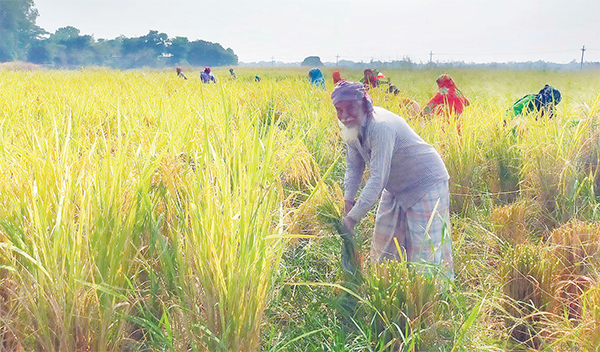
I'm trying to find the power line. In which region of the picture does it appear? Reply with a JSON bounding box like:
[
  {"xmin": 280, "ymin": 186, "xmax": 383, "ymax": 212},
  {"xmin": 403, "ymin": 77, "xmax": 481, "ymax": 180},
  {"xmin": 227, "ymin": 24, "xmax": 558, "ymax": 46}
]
[
  {"xmin": 256, "ymin": 47, "xmax": 599, "ymax": 65},
  {"xmin": 434, "ymin": 49, "xmax": 577, "ymax": 56},
  {"xmin": 334, "ymin": 48, "xmax": 592, "ymax": 61}
]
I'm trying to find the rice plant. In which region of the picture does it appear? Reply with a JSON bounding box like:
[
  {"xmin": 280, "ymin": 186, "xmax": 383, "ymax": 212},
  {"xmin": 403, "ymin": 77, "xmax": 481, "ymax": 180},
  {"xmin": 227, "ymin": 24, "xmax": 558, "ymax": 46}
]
[
  {"xmin": 548, "ymin": 221, "xmax": 600, "ymax": 321},
  {"xmin": 361, "ymin": 259, "xmax": 453, "ymax": 351},
  {"xmin": 499, "ymin": 243, "xmax": 557, "ymax": 349}
]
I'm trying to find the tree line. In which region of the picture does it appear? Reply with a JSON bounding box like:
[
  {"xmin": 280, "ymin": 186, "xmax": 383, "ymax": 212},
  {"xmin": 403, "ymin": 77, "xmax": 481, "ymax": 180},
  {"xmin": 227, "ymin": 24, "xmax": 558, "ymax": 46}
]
[{"xmin": 0, "ymin": 0, "xmax": 238, "ymax": 68}]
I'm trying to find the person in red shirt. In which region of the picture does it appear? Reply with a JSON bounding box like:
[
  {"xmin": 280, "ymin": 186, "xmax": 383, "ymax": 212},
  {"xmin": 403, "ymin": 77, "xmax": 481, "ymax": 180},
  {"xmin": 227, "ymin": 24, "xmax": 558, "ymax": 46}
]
[
  {"xmin": 423, "ymin": 74, "xmax": 469, "ymax": 134},
  {"xmin": 423, "ymin": 74, "xmax": 469, "ymax": 116},
  {"xmin": 362, "ymin": 68, "xmax": 379, "ymax": 89}
]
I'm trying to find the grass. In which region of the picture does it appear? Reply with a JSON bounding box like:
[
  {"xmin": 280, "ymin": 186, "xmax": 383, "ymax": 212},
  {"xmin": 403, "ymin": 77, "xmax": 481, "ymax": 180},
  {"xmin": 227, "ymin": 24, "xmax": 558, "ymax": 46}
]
[{"xmin": 0, "ymin": 67, "xmax": 599, "ymax": 351}]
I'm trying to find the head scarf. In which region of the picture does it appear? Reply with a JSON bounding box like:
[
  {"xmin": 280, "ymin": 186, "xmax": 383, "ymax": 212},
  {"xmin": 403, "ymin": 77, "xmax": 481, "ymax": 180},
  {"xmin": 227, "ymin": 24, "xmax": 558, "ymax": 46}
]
[
  {"xmin": 424, "ymin": 73, "xmax": 469, "ymax": 115},
  {"xmin": 436, "ymin": 74, "xmax": 456, "ymax": 89},
  {"xmin": 363, "ymin": 68, "xmax": 378, "ymax": 88},
  {"xmin": 332, "ymin": 70, "xmax": 345, "ymax": 84},
  {"xmin": 204, "ymin": 67, "xmax": 211, "ymax": 73},
  {"xmin": 309, "ymin": 68, "xmax": 324, "ymax": 82},
  {"xmin": 176, "ymin": 66, "xmax": 182, "ymax": 73},
  {"xmin": 331, "ymin": 81, "xmax": 374, "ymax": 116},
  {"xmin": 534, "ymin": 84, "xmax": 561, "ymax": 118},
  {"xmin": 536, "ymin": 84, "xmax": 562, "ymax": 106}
]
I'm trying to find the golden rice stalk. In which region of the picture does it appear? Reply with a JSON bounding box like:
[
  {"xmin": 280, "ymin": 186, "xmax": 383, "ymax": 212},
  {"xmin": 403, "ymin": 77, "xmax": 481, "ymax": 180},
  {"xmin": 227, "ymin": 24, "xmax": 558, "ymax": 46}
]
[
  {"xmin": 286, "ymin": 182, "xmax": 343, "ymax": 239},
  {"xmin": 500, "ymin": 244, "xmax": 557, "ymax": 349},
  {"xmin": 275, "ymin": 133, "xmax": 317, "ymax": 189},
  {"xmin": 490, "ymin": 201, "xmax": 531, "ymax": 246},
  {"xmin": 579, "ymin": 282, "xmax": 600, "ymax": 350},
  {"xmin": 577, "ymin": 128, "xmax": 600, "ymax": 197},
  {"xmin": 365, "ymin": 259, "xmax": 449, "ymax": 351},
  {"xmin": 548, "ymin": 221, "xmax": 600, "ymax": 321}
]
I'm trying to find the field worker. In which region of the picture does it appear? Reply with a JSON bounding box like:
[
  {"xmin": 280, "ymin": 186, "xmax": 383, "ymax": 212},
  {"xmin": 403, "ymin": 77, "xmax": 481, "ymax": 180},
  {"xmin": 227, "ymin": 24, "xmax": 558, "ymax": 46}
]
[
  {"xmin": 308, "ymin": 68, "xmax": 326, "ymax": 89},
  {"xmin": 176, "ymin": 66, "xmax": 187, "ymax": 80},
  {"xmin": 398, "ymin": 97, "xmax": 422, "ymax": 119},
  {"xmin": 507, "ymin": 84, "xmax": 561, "ymax": 119},
  {"xmin": 362, "ymin": 68, "xmax": 379, "ymax": 89},
  {"xmin": 535, "ymin": 85, "xmax": 561, "ymax": 118},
  {"xmin": 334, "ymin": 81, "xmax": 454, "ymax": 278},
  {"xmin": 229, "ymin": 68, "xmax": 237, "ymax": 79},
  {"xmin": 423, "ymin": 74, "xmax": 469, "ymax": 116},
  {"xmin": 387, "ymin": 84, "xmax": 400, "ymax": 96},
  {"xmin": 332, "ymin": 70, "xmax": 346, "ymax": 85},
  {"xmin": 383, "ymin": 80, "xmax": 422, "ymax": 118},
  {"xmin": 201, "ymin": 67, "xmax": 217, "ymax": 83},
  {"xmin": 254, "ymin": 75, "xmax": 261, "ymax": 82}
]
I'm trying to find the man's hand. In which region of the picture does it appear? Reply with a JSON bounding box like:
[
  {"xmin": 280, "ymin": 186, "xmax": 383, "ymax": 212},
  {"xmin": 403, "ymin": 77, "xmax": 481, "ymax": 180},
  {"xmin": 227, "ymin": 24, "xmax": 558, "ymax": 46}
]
[
  {"xmin": 340, "ymin": 215, "xmax": 361, "ymax": 277},
  {"xmin": 344, "ymin": 200, "xmax": 355, "ymax": 214},
  {"xmin": 341, "ymin": 215, "xmax": 356, "ymax": 236}
]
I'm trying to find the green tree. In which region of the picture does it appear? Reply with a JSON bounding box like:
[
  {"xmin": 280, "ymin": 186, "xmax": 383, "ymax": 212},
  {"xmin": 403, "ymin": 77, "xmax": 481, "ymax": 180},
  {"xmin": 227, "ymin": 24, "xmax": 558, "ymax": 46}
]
[
  {"xmin": 168, "ymin": 36, "xmax": 189, "ymax": 64},
  {"xmin": 0, "ymin": 0, "xmax": 44, "ymax": 61},
  {"xmin": 26, "ymin": 41, "xmax": 49, "ymax": 64},
  {"xmin": 143, "ymin": 30, "xmax": 168, "ymax": 56},
  {"xmin": 50, "ymin": 26, "xmax": 80, "ymax": 43},
  {"xmin": 187, "ymin": 40, "xmax": 238, "ymax": 67},
  {"xmin": 46, "ymin": 26, "xmax": 94, "ymax": 66},
  {"xmin": 93, "ymin": 38, "xmax": 122, "ymax": 66},
  {"xmin": 119, "ymin": 30, "xmax": 169, "ymax": 67}
]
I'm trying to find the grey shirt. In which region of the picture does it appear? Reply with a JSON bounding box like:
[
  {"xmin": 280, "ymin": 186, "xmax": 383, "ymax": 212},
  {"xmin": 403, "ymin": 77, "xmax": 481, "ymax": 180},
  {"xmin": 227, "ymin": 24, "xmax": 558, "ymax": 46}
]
[{"xmin": 345, "ymin": 106, "xmax": 449, "ymax": 221}]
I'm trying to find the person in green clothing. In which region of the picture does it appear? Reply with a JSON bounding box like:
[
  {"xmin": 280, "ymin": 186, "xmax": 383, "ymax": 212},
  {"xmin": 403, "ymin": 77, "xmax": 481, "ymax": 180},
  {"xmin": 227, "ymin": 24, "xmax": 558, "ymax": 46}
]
[
  {"xmin": 507, "ymin": 85, "xmax": 562, "ymax": 119},
  {"xmin": 508, "ymin": 94, "xmax": 537, "ymax": 117}
]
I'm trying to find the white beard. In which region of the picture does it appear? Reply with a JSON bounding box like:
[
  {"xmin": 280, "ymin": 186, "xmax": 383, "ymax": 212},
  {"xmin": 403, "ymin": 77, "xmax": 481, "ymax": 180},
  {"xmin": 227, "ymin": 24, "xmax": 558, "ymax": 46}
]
[{"xmin": 338, "ymin": 120, "xmax": 360, "ymax": 144}]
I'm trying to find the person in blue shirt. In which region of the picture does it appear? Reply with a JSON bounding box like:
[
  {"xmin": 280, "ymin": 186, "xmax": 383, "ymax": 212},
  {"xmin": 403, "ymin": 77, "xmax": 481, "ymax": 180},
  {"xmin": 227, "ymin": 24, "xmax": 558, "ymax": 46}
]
[
  {"xmin": 201, "ymin": 67, "xmax": 217, "ymax": 84},
  {"xmin": 308, "ymin": 68, "xmax": 325, "ymax": 89}
]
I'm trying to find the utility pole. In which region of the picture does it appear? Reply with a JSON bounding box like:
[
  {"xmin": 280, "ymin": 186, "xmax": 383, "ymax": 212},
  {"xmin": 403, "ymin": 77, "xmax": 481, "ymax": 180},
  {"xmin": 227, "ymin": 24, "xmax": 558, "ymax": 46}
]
[
  {"xmin": 581, "ymin": 45, "xmax": 586, "ymax": 70},
  {"xmin": 429, "ymin": 51, "xmax": 433, "ymax": 64},
  {"xmin": 336, "ymin": 54, "xmax": 340, "ymax": 67}
]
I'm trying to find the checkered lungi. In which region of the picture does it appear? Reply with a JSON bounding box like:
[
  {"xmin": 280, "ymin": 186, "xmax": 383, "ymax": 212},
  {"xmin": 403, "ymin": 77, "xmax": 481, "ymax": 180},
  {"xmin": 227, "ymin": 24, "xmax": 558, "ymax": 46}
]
[{"xmin": 371, "ymin": 180, "xmax": 454, "ymax": 277}]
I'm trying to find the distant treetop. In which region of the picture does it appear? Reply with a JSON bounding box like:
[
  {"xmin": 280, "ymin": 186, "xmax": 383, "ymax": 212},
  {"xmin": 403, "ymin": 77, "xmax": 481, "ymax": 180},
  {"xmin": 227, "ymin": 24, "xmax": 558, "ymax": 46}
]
[
  {"xmin": 301, "ymin": 56, "xmax": 324, "ymax": 67},
  {"xmin": 0, "ymin": 0, "xmax": 238, "ymax": 68}
]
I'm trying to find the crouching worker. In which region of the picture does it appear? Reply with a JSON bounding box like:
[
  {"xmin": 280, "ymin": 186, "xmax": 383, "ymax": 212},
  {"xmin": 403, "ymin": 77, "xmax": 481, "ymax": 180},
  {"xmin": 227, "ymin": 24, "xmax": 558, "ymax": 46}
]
[
  {"xmin": 176, "ymin": 66, "xmax": 187, "ymax": 80},
  {"xmin": 333, "ymin": 81, "xmax": 454, "ymax": 278},
  {"xmin": 332, "ymin": 70, "xmax": 345, "ymax": 85},
  {"xmin": 423, "ymin": 74, "xmax": 469, "ymax": 135},
  {"xmin": 308, "ymin": 68, "xmax": 326, "ymax": 89},
  {"xmin": 398, "ymin": 97, "xmax": 422, "ymax": 119},
  {"xmin": 507, "ymin": 84, "xmax": 562, "ymax": 120},
  {"xmin": 423, "ymin": 74, "xmax": 469, "ymax": 116}
]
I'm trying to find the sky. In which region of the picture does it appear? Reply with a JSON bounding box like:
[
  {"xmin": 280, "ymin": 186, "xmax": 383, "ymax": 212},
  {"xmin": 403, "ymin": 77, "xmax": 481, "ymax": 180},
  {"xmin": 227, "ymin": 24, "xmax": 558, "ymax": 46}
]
[{"xmin": 34, "ymin": 0, "xmax": 600, "ymax": 64}]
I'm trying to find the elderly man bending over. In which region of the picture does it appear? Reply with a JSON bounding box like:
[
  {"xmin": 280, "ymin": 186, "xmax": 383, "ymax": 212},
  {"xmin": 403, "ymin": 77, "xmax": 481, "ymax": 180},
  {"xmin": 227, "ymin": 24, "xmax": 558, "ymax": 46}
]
[{"xmin": 333, "ymin": 81, "xmax": 453, "ymax": 278}]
